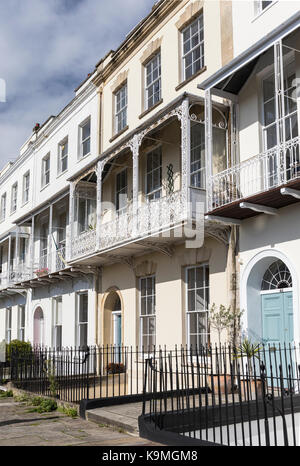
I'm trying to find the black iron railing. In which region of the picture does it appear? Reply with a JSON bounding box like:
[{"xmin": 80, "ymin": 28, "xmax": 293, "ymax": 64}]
[
  {"xmin": 140, "ymin": 344, "xmax": 300, "ymax": 446},
  {"xmin": 10, "ymin": 345, "xmax": 159, "ymax": 404}
]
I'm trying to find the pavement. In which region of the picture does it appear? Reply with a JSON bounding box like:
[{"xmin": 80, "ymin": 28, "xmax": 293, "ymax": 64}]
[
  {"xmin": 86, "ymin": 401, "xmax": 142, "ymax": 434},
  {"xmin": 0, "ymin": 397, "xmax": 161, "ymax": 446}
]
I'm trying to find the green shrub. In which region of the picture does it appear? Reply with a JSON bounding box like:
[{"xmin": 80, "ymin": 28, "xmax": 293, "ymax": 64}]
[
  {"xmin": 31, "ymin": 396, "xmax": 43, "ymax": 406},
  {"xmin": 58, "ymin": 405, "xmax": 77, "ymax": 418},
  {"xmin": 29, "ymin": 398, "xmax": 57, "ymax": 413},
  {"xmin": 0, "ymin": 390, "xmax": 13, "ymax": 398},
  {"xmin": 6, "ymin": 340, "xmax": 32, "ymax": 362}
]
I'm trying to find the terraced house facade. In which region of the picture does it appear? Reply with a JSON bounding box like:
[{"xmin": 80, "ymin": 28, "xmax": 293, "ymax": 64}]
[{"xmin": 1, "ymin": 0, "xmax": 300, "ymax": 352}]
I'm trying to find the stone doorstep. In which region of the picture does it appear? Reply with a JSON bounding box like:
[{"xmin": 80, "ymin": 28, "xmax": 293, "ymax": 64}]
[{"xmin": 86, "ymin": 407, "xmax": 139, "ymax": 434}]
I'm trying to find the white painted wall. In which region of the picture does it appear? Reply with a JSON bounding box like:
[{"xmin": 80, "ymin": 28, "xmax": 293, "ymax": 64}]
[{"xmin": 232, "ymin": 0, "xmax": 300, "ymax": 57}]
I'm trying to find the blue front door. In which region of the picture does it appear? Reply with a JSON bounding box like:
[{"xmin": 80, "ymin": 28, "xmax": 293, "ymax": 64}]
[
  {"xmin": 261, "ymin": 291, "xmax": 293, "ymax": 386},
  {"xmin": 261, "ymin": 292, "xmax": 293, "ymax": 346}
]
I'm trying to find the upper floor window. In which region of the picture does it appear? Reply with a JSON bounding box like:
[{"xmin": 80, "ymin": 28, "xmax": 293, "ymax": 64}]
[
  {"xmin": 41, "ymin": 153, "xmax": 50, "ymax": 188},
  {"xmin": 255, "ymin": 1, "xmax": 273, "ymax": 15},
  {"xmin": 19, "ymin": 237, "xmax": 27, "ymax": 264},
  {"xmin": 146, "ymin": 146, "xmax": 162, "ymax": 201},
  {"xmin": 23, "ymin": 171, "xmax": 30, "ymax": 204},
  {"xmin": 0, "ymin": 193, "xmax": 6, "ymax": 221},
  {"xmin": 11, "ymin": 183, "xmax": 18, "ymax": 214},
  {"xmin": 145, "ymin": 52, "xmax": 161, "ymax": 110},
  {"xmin": 115, "ymin": 83, "xmax": 128, "ymax": 134},
  {"xmin": 58, "ymin": 137, "xmax": 68, "ymax": 174},
  {"xmin": 191, "ymin": 122, "xmax": 205, "ymax": 188},
  {"xmin": 116, "ymin": 169, "xmax": 128, "ymax": 213},
  {"xmin": 182, "ymin": 14, "xmax": 204, "ymax": 81},
  {"xmin": 79, "ymin": 118, "xmax": 91, "ymax": 159},
  {"xmin": 262, "ymin": 60, "xmax": 298, "ymax": 150}
]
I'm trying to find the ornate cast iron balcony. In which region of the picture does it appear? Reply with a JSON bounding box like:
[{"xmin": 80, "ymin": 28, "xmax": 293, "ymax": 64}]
[{"xmin": 207, "ymin": 136, "xmax": 300, "ymax": 220}]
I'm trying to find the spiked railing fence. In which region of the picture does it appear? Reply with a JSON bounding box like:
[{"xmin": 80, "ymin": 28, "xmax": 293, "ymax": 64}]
[
  {"xmin": 140, "ymin": 344, "xmax": 300, "ymax": 446},
  {"xmin": 9, "ymin": 345, "xmax": 159, "ymax": 404}
]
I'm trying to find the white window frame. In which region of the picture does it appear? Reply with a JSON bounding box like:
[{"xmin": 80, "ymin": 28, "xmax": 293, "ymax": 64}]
[
  {"xmin": 58, "ymin": 137, "xmax": 68, "ymax": 175},
  {"xmin": 182, "ymin": 14, "xmax": 204, "ymax": 82},
  {"xmin": 19, "ymin": 237, "xmax": 27, "ymax": 265},
  {"xmin": 115, "ymin": 83, "xmax": 128, "ymax": 134},
  {"xmin": 139, "ymin": 275, "xmax": 156, "ymax": 351},
  {"xmin": 0, "ymin": 193, "xmax": 6, "ymax": 222},
  {"xmin": 76, "ymin": 292, "xmax": 88, "ymax": 348},
  {"xmin": 77, "ymin": 196, "xmax": 96, "ymax": 234},
  {"xmin": 145, "ymin": 52, "xmax": 161, "ymax": 111},
  {"xmin": 5, "ymin": 307, "xmax": 12, "ymax": 343},
  {"xmin": 79, "ymin": 117, "xmax": 91, "ymax": 159},
  {"xmin": 41, "ymin": 153, "xmax": 50, "ymax": 188},
  {"xmin": 254, "ymin": 0, "xmax": 275, "ymax": 17},
  {"xmin": 190, "ymin": 121, "xmax": 206, "ymax": 188},
  {"xmin": 145, "ymin": 146, "xmax": 162, "ymax": 201},
  {"xmin": 115, "ymin": 168, "xmax": 128, "ymax": 213},
  {"xmin": 18, "ymin": 305, "xmax": 25, "ymax": 341},
  {"xmin": 11, "ymin": 183, "xmax": 18, "ymax": 214},
  {"xmin": 52, "ymin": 297, "xmax": 62, "ymax": 349},
  {"xmin": 23, "ymin": 171, "xmax": 30, "ymax": 205},
  {"xmin": 186, "ymin": 264, "xmax": 210, "ymax": 348}
]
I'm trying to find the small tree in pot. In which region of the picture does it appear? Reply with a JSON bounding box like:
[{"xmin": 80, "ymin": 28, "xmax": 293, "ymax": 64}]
[
  {"xmin": 208, "ymin": 304, "xmax": 244, "ymax": 394},
  {"xmin": 234, "ymin": 338, "xmax": 263, "ymax": 400}
]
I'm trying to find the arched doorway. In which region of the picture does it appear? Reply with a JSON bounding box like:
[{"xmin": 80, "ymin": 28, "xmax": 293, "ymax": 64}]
[
  {"xmin": 33, "ymin": 307, "xmax": 44, "ymax": 346},
  {"xmin": 241, "ymin": 251, "xmax": 297, "ymax": 345},
  {"xmin": 261, "ymin": 260, "xmax": 293, "ymax": 346},
  {"xmin": 103, "ymin": 290, "xmax": 123, "ymax": 348}
]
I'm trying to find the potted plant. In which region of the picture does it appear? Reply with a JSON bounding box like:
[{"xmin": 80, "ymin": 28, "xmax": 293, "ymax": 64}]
[
  {"xmin": 208, "ymin": 304, "xmax": 238, "ymax": 394},
  {"xmin": 106, "ymin": 362, "xmax": 125, "ymax": 374},
  {"xmin": 234, "ymin": 338, "xmax": 263, "ymax": 400}
]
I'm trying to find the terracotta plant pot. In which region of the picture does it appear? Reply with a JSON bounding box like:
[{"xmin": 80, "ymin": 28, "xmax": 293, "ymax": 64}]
[
  {"xmin": 209, "ymin": 374, "xmax": 234, "ymax": 394},
  {"xmin": 240, "ymin": 378, "xmax": 263, "ymax": 400}
]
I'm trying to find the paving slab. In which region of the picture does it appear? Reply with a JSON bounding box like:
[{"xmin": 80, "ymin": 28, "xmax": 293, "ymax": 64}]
[
  {"xmin": 86, "ymin": 401, "xmax": 142, "ymax": 433},
  {"xmin": 0, "ymin": 397, "xmax": 160, "ymax": 446}
]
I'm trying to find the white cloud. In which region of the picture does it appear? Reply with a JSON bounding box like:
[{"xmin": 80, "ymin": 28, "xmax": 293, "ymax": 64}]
[{"xmin": 0, "ymin": 0, "xmax": 155, "ymax": 166}]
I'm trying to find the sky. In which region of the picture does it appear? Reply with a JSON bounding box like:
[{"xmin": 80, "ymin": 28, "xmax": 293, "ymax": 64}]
[{"xmin": 0, "ymin": 0, "xmax": 155, "ymax": 169}]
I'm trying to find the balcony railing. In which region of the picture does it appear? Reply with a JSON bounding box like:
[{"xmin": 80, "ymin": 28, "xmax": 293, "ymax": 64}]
[
  {"xmin": 208, "ymin": 136, "xmax": 300, "ymax": 211},
  {"xmin": 71, "ymin": 228, "xmax": 96, "ymax": 260},
  {"xmin": 71, "ymin": 188, "xmax": 205, "ymax": 260}
]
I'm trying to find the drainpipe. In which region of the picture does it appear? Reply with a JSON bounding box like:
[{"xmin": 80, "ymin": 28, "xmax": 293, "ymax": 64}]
[{"xmin": 229, "ymin": 225, "xmax": 240, "ymax": 348}]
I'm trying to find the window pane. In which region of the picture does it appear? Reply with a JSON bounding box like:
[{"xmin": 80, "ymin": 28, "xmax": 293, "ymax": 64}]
[{"xmin": 79, "ymin": 294, "xmax": 88, "ymax": 323}]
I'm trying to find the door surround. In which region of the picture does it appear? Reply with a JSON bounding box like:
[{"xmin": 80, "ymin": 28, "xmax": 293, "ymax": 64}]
[{"xmin": 241, "ymin": 249, "xmax": 299, "ymax": 344}]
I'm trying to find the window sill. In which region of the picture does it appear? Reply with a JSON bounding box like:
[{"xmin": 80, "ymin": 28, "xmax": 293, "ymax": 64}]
[
  {"xmin": 56, "ymin": 169, "xmax": 68, "ymax": 180},
  {"xmin": 139, "ymin": 99, "xmax": 163, "ymax": 120},
  {"xmin": 175, "ymin": 66, "xmax": 207, "ymax": 91},
  {"xmin": 40, "ymin": 183, "xmax": 50, "ymax": 192},
  {"xmin": 109, "ymin": 125, "xmax": 129, "ymax": 143},
  {"xmin": 77, "ymin": 152, "xmax": 91, "ymax": 163},
  {"xmin": 21, "ymin": 201, "xmax": 29, "ymax": 208}
]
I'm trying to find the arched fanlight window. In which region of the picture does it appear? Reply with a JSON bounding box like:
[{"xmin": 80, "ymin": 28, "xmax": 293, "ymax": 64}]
[{"xmin": 261, "ymin": 260, "xmax": 292, "ymax": 290}]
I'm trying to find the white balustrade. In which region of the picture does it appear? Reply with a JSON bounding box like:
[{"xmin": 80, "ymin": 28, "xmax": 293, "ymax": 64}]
[{"xmin": 208, "ymin": 136, "xmax": 300, "ymax": 211}]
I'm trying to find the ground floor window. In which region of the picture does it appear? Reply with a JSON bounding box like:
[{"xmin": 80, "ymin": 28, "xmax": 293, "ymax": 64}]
[
  {"xmin": 140, "ymin": 276, "xmax": 156, "ymax": 351},
  {"xmin": 186, "ymin": 265, "xmax": 209, "ymax": 348},
  {"xmin": 18, "ymin": 305, "xmax": 25, "ymax": 341},
  {"xmin": 52, "ymin": 297, "xmax": 62, "ymax": 349},
  {"xmin": 76, "ymin": 292, "xmax": 88, "ymax": 348},
  {"xmin": 5, "ymin": 307, "xmax": 12, "ymax": 343}
]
